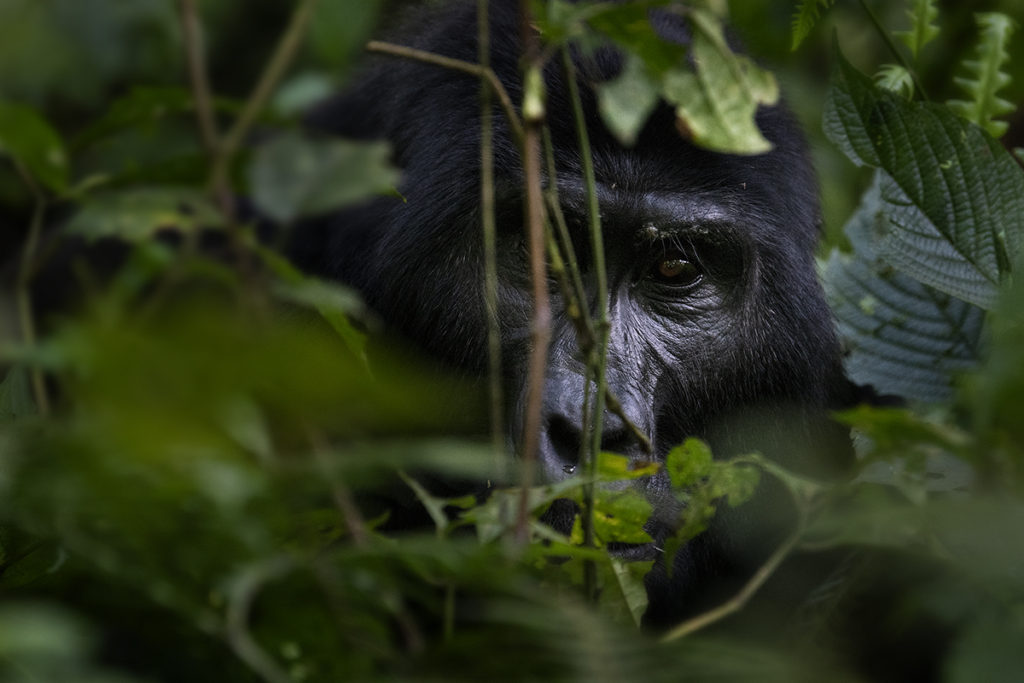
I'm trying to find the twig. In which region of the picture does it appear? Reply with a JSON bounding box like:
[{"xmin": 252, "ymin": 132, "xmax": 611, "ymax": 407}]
[
  {"xmin": 225, "ymin": 556, "xmax": 296, "ymax": 683},
  {"xmin": 209, "ymin": 0, "xmax": 320, "ymax": 219},
  {"xmin": 514, "ymin": 2, "xmax": 552, "ymax": 545},
  {"xmin": 176, "ymin": 0, "xmax": 220, "ymax": 155},
  {"xmin": 562, "ymin": 46, "xmax": 608, "ymax": 600},
  {"xmin": 478, "ymin": 0, "xmax": 506, "ymax": 477},
  {"xmin": 660, "ymin": 509, "xmax": 809, "ymax": 642},
  {"xmin": 13, "ymin": 161, "xmax": 50, "ymax": 416},
  {"xmin": 366, "ymin": 40, "xmax": 525, "ymax": 145},
  {"xmin": 857, "ymin": 0, "xmax": 929, "ymax": 101}
]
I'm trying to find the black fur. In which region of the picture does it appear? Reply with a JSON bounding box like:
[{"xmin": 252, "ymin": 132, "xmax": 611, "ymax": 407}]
[{"xmin": 289, "ymin": 0, "xmax": 853, "ymax": 625}]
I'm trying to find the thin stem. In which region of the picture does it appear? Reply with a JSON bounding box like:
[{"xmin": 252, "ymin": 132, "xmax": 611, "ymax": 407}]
[
  {"xmin": 660, "ymin": 508, "xmax": 809, "ymax": 642},
  {"xmin": 210, "ymin": 0, "xmax": 320, "ymax": 218},
  {"xmin": 514, "ymin": 3, "xmax": 551, "ymax": 545},
  {"xmin": 478, "ymin": 0, "xmax": 506, "ymax": 478},
  {"xmin": 858, "ymin": 0, "xmax": 929, "ymax": 101},
  {"xmin": 225, "ymin": 556, "xmax": 296, "ymax": 683},
  {"xmin": 562, "ymin": 47, "xmax": 608, "ymax": 599},
  {"xmin": 367, "ymin": 41, "xmax": 525, "ymax": 145},
  {"xmin": 176, "ymin": 0, "xmax": 220, "ymax": 155},
  {"xmin": 13, "ymin": 162, "xmax": 50, "ymax": 416}
]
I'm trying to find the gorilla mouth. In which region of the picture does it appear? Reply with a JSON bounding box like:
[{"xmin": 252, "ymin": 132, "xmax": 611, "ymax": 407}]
[{"xmin": 606, "ymin": 540, "xmax": 663, "ymax": 562}]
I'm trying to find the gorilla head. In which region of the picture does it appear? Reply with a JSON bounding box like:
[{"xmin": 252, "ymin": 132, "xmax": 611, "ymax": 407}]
[{"xmin": 290, "ymin": 1, "xmax": 852, "ymax": 622}]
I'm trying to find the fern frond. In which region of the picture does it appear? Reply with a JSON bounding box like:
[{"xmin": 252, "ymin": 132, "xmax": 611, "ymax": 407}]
[
  {"xmin": 875, "ymin": 64, "xmax": 914, "ymax": 99},
  {"xmin": 791, "ymin": 0, "xmax": 835, "ymax": 51},
  {"xmin": 896, "ymin": 0, "xmax": 940, "ymax": 60},
  {"xmin": 947, "ymin": 12, "xmax": 1017, "ymax": 138}
]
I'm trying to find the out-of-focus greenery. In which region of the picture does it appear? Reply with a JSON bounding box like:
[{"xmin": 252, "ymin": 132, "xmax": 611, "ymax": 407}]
[{"xmin": 2, "ymin": 1, "xmax": 1024, "ymax": 682}]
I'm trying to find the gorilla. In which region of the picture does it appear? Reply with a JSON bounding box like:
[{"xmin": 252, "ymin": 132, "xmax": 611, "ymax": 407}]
[{"xmin": 289, "ymin": 0, "xmax": 853, "ymax": 625}]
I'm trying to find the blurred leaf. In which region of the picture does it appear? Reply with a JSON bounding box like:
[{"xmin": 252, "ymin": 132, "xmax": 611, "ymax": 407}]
[
  {"xmin": 665, "ymin": 438, "xmax": 713, "ymax": 489},
  {"xmin": 824, "ymin": 174, "xmax": 986, "ymax": 402},
  {"xmin": 75, "ymin": 86, "xmax": 243, "ymax": 148},
  {"xmin": 0, "ymin": 102, "xmax": 68, "ymax": 193},
  {"xmin": 593, "ymin": 488, "xmax": 653, "ymax": 545},
  {"xmin": 597, "ymin": 53, "xmax": 660, "ymax": 147},
  {"xmin": 791, "ymin": 0, "xmax": 836, "ymax": 50},
  {"xmin": 897, "ymin": 0, "xmax": 941, "ymax": 60},
  {"xmin": 608, "ymin": 557, "xmax": 651, "ymax": 627},
  {"xmin": 875, "ymin": 64, "xmax": 914, "ymax": 99},
  {"xmin": 249, "ymin": 131, "xmax": 399, "ymax": 224},
  {"xmin": 64, "ymin": 187, "xmax": 223, "ymax": 241},
  {"xmin": 824, "ymin": 44, "xmax": 1024, "ymax": 309},
  {"xmin": 308, "ymin": 0, "xmax": 383, "ymax": 71},
  {"xmin": 946, "ymin": 613, "xmax": 1024, "ymax": 683},
  {"xmin": 595, "ymin": 451, "xmax": 659, "ymax": 481},
  {"xmin": 0, "ymin": 365, "xmax": 36, "ymax": 422},
  {"xmin": 947, "ymin": 13, "xmax": 1016, "ymax": 139},
  {"xmin": 663, "ymin": 10, "xmax": 778, "ymax": 154}
]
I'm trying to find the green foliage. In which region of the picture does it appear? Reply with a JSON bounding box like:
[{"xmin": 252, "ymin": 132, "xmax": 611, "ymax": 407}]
[
  {"xmin": 0, "ymin": 102, "xmax": 69, "ymax": 193},
  {"xmin": 897, "ymin": 0, "xmax": 941, "ymax": 60},
  {"xmin": 790, "ymin": 0, "xmax": 835, "ymax": 50},
  {"xmin": 824, "ymin": 44, "xmax": 1024, "ymax": 310},
  {"xmin": 541, "ymin": 1, "xmax": 779, "ymax": 154},
  {"xmin": 2, "ymin": 1, "xmax": 1024, "ymax": 681},
  {"xmin": 948, "ymin": 12, "xmax": 1017, "ymax": 138},
  {"xmin": 248, "ymin": 132, "xmax": 399, "ymax": 224},
  {"xmin": 824, "ymin": 174, "xmax": 986, "ymax": 402}
]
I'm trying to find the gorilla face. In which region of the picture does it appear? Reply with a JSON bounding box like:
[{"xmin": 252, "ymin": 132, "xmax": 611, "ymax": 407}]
[{"xmin": 291, "ymin": 0, "xmax": 852, "ymax": 620}]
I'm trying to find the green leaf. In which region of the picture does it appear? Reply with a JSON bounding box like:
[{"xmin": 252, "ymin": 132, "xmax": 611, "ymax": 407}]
[
  {"xmin": 0, "ymin": 365, "xmax": 36, "ymax": 421},
  {"xmin": 874, "ymin": 64, "xmax": 914, "ymax": 99},
  {"xmin": 947, "ymin": 13, "xmax": 1016, "ymax": 139},
  {"xmin": 0, "ymin": 102, "xmax": 68, "ymax": 193},
  {"xmin": 608, "ymin": 557, "xmax": 652, "ymax": 627},
  {"xmin": 790, "ymin": 0, "xmax": 835, "ymax": 50},
  {"xmin": 665, "ymin": 438, "xmax": 713, "ymax": 490},
  {"xmin": 592, "ymin": 488, "xmax": 653, "ymax": 545},
  {"xmin": 663, "ymin": 10, "xmax": 778, "ymax": 155},
  {"xmin": 823, "ymin": 174, "xmax": 985, "ymax": 402},
  {"xmin": 897, "ymin": 0, "xmax": 941, "ymax": 60},
  {"xmin": 248, "ymin": 132, "xmax": 399, "ymax": 224},
  {"xmin": 596, "ymin": 53, "xmax": 659, "ymax": 147},
  {"xmin": 64, "ymin": 187, "xmax": 222, "ymax": 241},
  {"xmin": 824, "ymin": 43, "xmax": 1024, "ymax": 309}
]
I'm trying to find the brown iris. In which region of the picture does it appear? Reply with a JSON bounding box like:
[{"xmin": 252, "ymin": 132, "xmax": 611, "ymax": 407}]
[{"xmin": 655, "ymin": 258, "xmax": 700, "ymax": 285}]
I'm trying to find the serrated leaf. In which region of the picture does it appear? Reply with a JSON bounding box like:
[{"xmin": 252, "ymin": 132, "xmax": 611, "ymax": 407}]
[
  {"xmin": 791, "ymin": 0, "xmax": 835, "ymax": 51},
  {"xmin": 0, "ymin": 102, "xmax": 68, "ymax": 193},
  {"xmin": 824, "ymin": 175, "xmax": 986, "ymax": 402},
  {"xmin": 824, "ymin": 44, "xmax": 1024, "ymax": 309},
  {"xmin": 897, "ymin": 0, "xmax": 941, "ymax": 60},
  {"xmin": 947, "ymin": 13, "xmax": 1016, "ymax": 139},
  {"xmin": 875, "ymin": 64, "xmax": 914, "ymax": 99},
  {"xmin": 249, "ymin": 132, "xmax": 399, "ymax": 224},
  {"xmin": 663, "ymin": 10, "xmax": 778, "ymax": 155},
  {"xmin": 64, "ymin": 187, "xmax": 222, "ymax": 241}
]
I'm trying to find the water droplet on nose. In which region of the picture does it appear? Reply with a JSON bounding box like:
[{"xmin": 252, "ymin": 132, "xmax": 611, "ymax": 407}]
[{"xmin": 562, "ymin": 464, "xmax": 576, "ymax": 475}]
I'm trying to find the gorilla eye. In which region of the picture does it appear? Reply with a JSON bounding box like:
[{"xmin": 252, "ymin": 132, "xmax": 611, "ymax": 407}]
[{"xmin": 653, "ymin": 258, "xmax": 701, "ymax": 286}]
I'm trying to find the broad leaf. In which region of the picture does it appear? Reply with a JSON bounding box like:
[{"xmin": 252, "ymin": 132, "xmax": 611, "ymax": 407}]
[
  {"xmin": 825, "ymin": 45, "xmax": 1024, "ymax": 309},
  {"xmin": 0, "ymin": 102, "xmax": 68, "ymax": 193},
  {"xmin": 64, "ymin": 187, "xmax": 222, "ymax": 241},
  {"xmin": 663, "ymin": 10, "xmax": 778, "ymax": 155},
  {"xmin": 249, "ymin": 132, "xmax": 399, "ymax": 224},
  {"xmin": 824, "ymin": 175, "xmax": 986, "ymax": 402}
]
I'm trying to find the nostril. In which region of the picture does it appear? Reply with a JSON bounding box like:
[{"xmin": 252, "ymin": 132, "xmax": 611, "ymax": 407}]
[
  {"xmin": 546, "ymin": 415, "xmax": 581, "ymax": 474},
  {"xmin": 600, "ymin": 424, "xmax": 633, "ymax": 455}
]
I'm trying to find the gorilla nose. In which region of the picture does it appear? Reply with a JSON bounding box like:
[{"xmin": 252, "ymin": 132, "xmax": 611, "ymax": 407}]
[{"xmin": 541, "ymin": 409, "xmax": 642, "ymax": 479}]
